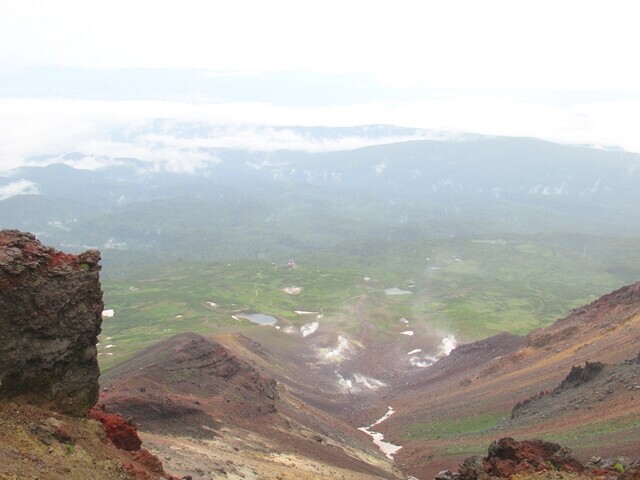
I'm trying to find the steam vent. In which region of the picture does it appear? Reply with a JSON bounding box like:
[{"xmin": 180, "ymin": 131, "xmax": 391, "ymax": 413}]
[{"xmin": 0, "ymin": 230, "xmax": 103, "ymax": 416}]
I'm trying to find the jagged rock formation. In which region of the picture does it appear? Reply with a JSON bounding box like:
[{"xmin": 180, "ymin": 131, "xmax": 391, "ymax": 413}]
[
  {"xmin": 0, "ymin": 229, "xmax": 103, "ymax": 415},
  {"xmin": 556, "ymin": 361, "xmax": 605, "ymax": 391},
  {"xmin": 510, "ymin": 352, "xmax": 640, "ymax": 421}
]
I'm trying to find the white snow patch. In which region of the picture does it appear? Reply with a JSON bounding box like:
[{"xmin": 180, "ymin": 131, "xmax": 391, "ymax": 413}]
[
  {"xmin": 407, "ymin": 349, "xmax": 422, "ymax": 355},
  {"xmin": 175, "ymin": 314, "xmax": 183, "ymax": 318},
  {"xmin": 358, "ymin": 406, "xmax": 402, "ymax": 459},
  {"xmin": 206, "ymin": 301, "xmax": 218, "ymax": 307},
  {"xmin": 363, "ymin": 276, "xmax": 372, "ymax": 282},
  {"xmin": 294, "ymin": 310, "xmax": 319, "ymax": 315},
  {"xmin": 400, "ymin": 331, "xmax": 414, "ymax": 336},
  {"xmin": 399, "ymin": 317, "xmax": 409, "ymax": 324},
  {"xmin": 105, "ymin": 344, "xmax": 115, "ymax": 349},
  {"xmin": 300, "ymin": 321, "xmax": 319, "ymax": 337},
  {"xmin": 101, "ymin": 309, "xmax": 114, "ymax": 318},
  {"xmin": 281, "ymin": 286, "xmax": 302, "ymax": 295}
]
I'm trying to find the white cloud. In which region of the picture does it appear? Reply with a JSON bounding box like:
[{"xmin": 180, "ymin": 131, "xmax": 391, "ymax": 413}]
[
  {"xmin": 2, "ymin": 95, "xmax": 640, "ymax": 174},
  {"xmin": 0, "ymin": 179, "xmax": 39, "ymax": 200}
]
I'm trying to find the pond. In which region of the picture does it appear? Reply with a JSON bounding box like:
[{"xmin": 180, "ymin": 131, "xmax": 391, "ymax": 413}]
[
  {"xmin": 236, "ymin": 313, "xmax": 278, "ymax": 325},
  {"xmin": 385, "ymin": 287, "xmax": 412, "ymax": 295}
]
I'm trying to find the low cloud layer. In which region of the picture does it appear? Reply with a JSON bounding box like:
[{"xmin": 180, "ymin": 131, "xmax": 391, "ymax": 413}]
[
  {"xmin": 0, "ymin": 179, "xmax": 39, "ymax": 200},
  {"xmin": 1, "ymin": 96, "xmax": 640, "ymax": 174}
]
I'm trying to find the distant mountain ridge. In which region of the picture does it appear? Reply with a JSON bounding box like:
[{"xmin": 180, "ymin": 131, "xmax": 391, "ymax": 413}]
[{"xmin": 2, "ymin": 134, "xmax": 640, "ymax": 275}]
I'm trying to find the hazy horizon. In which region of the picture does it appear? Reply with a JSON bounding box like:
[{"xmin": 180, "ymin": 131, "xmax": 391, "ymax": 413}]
[{"xmin": 2, "ymin": 1, "xmax": 640, "ymax": 173}]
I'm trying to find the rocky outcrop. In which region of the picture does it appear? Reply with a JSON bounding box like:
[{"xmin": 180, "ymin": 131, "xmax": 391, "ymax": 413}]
[
  {"xmin": 87, "ymin": 405, "xmax": 179, "ymax": 480},
  {"xmin": 440, "ymin": 438, "xmax": 640, "ymax": 480},
  {"xmin": 88, "ymin": 405, "xmax": 142, "ymax": 451},
  {"xmin": 439, "ymin": 437, "xmax": 585, "ymax": 480},
  {"xmin": 0, "ymin": 230, "xmax": 103, "ymax": 415},
  {"xmin": 556, "ymin": 361, "xmax": 605, "ymax": 391}
]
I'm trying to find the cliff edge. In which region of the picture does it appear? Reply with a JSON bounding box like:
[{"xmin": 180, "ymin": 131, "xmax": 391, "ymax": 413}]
[{"xmin": 0, "ymin": 229, "xmax": 103, "ymax": 415}]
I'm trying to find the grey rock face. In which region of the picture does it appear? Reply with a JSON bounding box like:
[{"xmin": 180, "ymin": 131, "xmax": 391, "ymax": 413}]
[{"xmin": 0, "ymin": 230, "xmax": 103, "ymax": 416}]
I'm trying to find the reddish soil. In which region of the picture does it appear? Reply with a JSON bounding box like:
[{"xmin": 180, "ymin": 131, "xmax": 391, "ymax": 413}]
[{"xmin": 88, "ymin": 405, "xmax": 142, "ymax": 451}]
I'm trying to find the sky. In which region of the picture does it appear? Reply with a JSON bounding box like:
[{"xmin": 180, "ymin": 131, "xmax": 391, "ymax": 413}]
[{"xmin": 1, "ymin": 0, "xmax": 640, "ymax": 173}]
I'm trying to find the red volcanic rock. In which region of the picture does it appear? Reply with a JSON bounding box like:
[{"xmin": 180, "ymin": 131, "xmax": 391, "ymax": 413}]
[
  {"xmin": 125, "ymin": 449, "xmax": 179, "ymax": 480},
  {"xmin": 88, "ymin": 405, "xmax": 142, "ymax": 451},
  {"xmin": 131, "ymin": 448, "xmax": 169, "ymax": 476},
  {"xmin": 455, "ymin": 437, "xmax": 584, "ymax": 480},
  {"xmin": 89, "ymin": 405, "xmax": 178, "ymax": 479},
  {"xmin": 0, "ymin": 230, "xmax": 103, "ymax": 416},
  {"xmin": 485, "ymin": 437, "xmax": 583, "ymax": 476}
]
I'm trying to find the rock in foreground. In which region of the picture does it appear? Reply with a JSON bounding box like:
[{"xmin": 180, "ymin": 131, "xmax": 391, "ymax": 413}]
[
  {"xmin": 0, "ymin": 230, "xmax": 103, "ymax": 415},
  {"xmin": 437, "ymin": 437, "xmax": 640, "ymax": 480}
]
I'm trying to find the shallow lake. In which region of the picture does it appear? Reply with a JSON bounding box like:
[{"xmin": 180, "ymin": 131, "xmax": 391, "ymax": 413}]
[
  {"xmin": 384, "ymin": 287, "xmax": 412, "ymax": 295},
  {"xmin": 237, "ymin": 313, "xmax": 277, "ymax": 325}
]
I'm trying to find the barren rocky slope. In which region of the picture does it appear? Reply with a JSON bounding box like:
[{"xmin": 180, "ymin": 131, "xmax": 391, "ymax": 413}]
[
  {"xmin": 381, "ymin": 282, "xmax": 640, "ymax": 479},
  {"xmin": 100, "ymin": 332, "xmax": 403, "ymax": 479}
]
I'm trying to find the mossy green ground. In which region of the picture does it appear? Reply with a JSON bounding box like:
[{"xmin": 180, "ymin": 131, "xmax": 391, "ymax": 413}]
[
  {"xmin": 402, "ymin": 412, "xmax": 640, "ymax": 458},
  {"xmin": 98, "ymin": 234, "xmax": 640, "ymax": 371}
]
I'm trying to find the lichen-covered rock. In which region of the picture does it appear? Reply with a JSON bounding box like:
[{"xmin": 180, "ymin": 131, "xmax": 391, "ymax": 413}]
[{"xmin": 0, "ymin": 230, "xmax": 103, "ymax": 416}]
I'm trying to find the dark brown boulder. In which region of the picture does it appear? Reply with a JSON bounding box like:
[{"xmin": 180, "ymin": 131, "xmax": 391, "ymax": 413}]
[
  {"xmin": 484, "ymin": 437, "xmax": 583, "ymax": 476},
  {"xmin": 451, "ymin": 437, "xmax": 585, "ymax": 480},
  {"xmin": 0, "ymin": 230, "xmax": 103, "ymax": 415}
]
